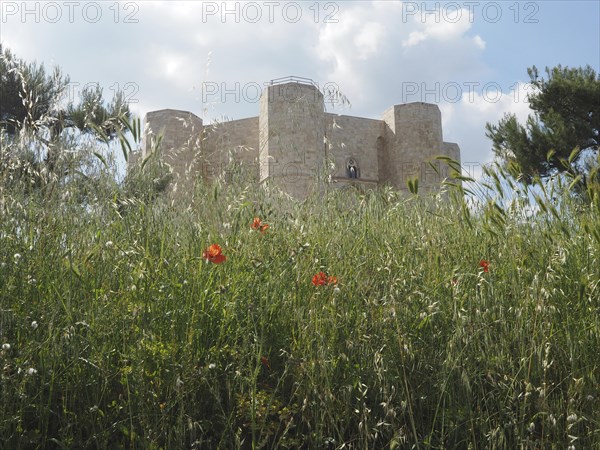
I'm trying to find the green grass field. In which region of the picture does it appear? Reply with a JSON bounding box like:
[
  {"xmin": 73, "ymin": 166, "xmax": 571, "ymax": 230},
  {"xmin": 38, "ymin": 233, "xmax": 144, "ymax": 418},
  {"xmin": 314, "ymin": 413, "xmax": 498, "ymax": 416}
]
[{"xmin": 1, "ymin": 143, "xmax": 599, "ymax": 449}]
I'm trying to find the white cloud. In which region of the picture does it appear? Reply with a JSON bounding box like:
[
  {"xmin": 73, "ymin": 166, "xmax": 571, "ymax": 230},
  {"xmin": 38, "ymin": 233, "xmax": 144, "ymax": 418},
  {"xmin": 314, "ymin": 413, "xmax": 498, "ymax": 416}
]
[
  {"xmin": 402, "ymin": 31, "xmax": 427, "ymax": 47},
  {"xmin": 315, "ymin": 2, "xmax": 487, "ymax": 113},
  {"xmin": 402, "ymin": 6, "xmax": 474, "ymax": 47},
  {"xmin": 440, "ymin": 82, "xmax": 534, "ymax": 178},
  {"xmin": 354, "ymin": 22, "xmax": 386, "ymax": 59},
  {"xmin": 473, "ymin": 35, "xmax": 486, "ymax": 50}
]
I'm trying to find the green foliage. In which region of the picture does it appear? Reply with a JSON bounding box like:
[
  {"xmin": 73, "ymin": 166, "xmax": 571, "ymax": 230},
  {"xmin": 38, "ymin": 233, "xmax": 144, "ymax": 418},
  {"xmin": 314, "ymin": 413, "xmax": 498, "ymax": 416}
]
[
  {"xmin": 0, "ymin": 43, "xmax": 69, "ymax": 135},
  {"xmin": 0, "ymin": 44, "xmax": 131, "ymax": 177},
  {"xmin": 1, "ymin": 142, "xmax": 599, "ymax": 448},
  {"xmin": 486, "ymin": 65, "xmax": 599, "ymax": 189},
  {"xmin": 66, "ymin": 84, "xmax": 131, "ymax": 139}
]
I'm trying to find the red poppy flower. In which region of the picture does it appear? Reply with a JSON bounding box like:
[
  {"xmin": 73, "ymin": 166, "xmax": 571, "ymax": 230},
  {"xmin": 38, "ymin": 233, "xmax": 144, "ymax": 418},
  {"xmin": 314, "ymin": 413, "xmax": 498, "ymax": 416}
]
[
  {"xmin": 251, "ymin": 217, "xmax": 269, "ymax": 233},
  {"xmin": 312, "ymin": 271, "xmax": 338, "ymax": 286},
  {"xmin": 479, "ymin": 260, "xmax": 489, "ymax": 273},
  {"xmin": 203, "ymin": 244, "xmax": 226, "ymax": 264},
  {"xmin": 260, "ymin": 356, "xmax": 270, "ymax": 371},
  {"xmin": 312, "ymin": 271, "xmax": 327, "ymax": 286}
]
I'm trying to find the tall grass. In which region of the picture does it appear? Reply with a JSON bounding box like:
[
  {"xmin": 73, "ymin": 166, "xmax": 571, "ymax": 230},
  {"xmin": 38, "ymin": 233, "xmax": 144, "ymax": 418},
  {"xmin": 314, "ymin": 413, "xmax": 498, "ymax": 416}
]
[{"xmin": 1, "ymin": 126, "xmax": 599, "ymax": 449}]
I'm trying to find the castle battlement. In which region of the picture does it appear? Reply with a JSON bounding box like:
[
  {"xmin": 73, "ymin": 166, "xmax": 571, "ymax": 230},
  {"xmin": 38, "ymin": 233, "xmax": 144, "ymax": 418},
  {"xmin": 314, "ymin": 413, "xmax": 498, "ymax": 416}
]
[{"xmin": 132, "ymin": 77, "xmax": 461, "ymax": 199}]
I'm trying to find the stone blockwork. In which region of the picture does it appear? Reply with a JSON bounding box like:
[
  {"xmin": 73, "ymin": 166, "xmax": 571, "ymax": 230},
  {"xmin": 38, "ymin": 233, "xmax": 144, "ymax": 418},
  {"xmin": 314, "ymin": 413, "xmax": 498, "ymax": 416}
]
[
  {"xmin": 326, "ymin": 113, "xmax": 381, "ymax": 183},
  {"xmin": 131, "ymin": 77, "xmax": 461, "ymax": 199}
]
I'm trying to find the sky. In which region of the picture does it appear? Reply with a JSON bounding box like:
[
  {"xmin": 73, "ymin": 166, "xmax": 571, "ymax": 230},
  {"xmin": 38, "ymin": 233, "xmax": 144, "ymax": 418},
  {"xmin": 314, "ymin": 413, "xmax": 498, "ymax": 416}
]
[{"xmin": 2, "ymin": 0, "xmax": 599, "ymax": 179}]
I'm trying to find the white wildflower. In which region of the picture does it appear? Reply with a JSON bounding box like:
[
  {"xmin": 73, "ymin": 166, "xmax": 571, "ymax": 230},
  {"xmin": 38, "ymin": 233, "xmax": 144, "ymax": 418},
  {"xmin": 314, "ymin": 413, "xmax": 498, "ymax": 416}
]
[
  {"xmin": 31, "ymin": 321, "xmax": 38, "ymax": 330},
  {"xmin": 13, "ymin": 253, "xmax": 21, "ymax": 261},
  {"xmin": 105, "ymin": 241, "xmax": 114, "ymax": 248},
  {"xmin": 2, "ymin": 343, "xmax": 10, "ymax": 350},
  {"xmin": 27, "ymin": 368, "xmax": 37, "ymax": 375},
  {"xmin": 208, "ymin": 363, "xmax": 216, "ymax": 370}
]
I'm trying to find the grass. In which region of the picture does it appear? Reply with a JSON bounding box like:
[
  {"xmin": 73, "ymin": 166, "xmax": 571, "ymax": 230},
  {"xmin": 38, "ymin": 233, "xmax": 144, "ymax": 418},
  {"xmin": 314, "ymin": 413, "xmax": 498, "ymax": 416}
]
[{"xmin": 1, "ymin": 132, "xmax": 599, "ymax": 449}]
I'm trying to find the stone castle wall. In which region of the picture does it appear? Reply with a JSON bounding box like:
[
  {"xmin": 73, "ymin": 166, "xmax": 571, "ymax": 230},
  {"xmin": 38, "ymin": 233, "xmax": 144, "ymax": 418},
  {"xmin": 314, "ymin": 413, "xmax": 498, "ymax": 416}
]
[
  {"xmin": 325, "ymin": 113, "xmax": 382, "ymax": 183},
  {"xmin": 201, "ymin": 116, "xmax": 259, "ymax": 181},
  {"xmin": 133, "ymin": 79, "xmax": 461, "ymax": 199}
]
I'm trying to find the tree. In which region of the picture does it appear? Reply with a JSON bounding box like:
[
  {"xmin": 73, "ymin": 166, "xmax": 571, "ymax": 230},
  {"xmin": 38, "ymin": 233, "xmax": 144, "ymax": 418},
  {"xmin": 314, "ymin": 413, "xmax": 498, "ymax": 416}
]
[
  {"xmin": 0, "ymin": 43, "xmax": 131, "ymax": 171},
  {"xmin": 0, "ymin": 43, "xmax": 69, "ymax": 135},
  {"xmin": 486, "ymin": 65, "xmax": 599, "ymax": 188}
]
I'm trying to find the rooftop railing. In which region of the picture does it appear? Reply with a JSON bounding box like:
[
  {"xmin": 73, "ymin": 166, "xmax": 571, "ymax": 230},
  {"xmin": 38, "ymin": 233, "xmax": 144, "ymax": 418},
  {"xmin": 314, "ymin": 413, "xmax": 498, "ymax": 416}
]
[{"xmin": 269, "ymin": 76, "xmax": 320, "ymax": 89}]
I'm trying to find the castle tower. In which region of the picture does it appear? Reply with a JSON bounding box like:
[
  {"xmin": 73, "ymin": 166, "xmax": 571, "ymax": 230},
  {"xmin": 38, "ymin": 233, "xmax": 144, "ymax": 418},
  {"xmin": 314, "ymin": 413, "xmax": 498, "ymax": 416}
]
[
  {"xmin": 381, "ymin": 102, "xmax": 447, "ymax": 191},
  {"xmin": 142, "ymin": 109, "xmax": 203, "ymax": 160},
  {"xmin": 141, "ymin": 109, "xmax": 204, "ymax": 194},
  {"xmin": 259, "ymin": 78, "xmax": 325, "ymax": 199}
]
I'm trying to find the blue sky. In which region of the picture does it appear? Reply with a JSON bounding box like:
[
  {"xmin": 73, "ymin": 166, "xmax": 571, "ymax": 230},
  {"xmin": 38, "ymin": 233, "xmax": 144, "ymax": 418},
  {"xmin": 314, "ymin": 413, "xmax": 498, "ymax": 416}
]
[{"xmin": 2, "ymin": 1, "xmax": 599, "ymax": 178}]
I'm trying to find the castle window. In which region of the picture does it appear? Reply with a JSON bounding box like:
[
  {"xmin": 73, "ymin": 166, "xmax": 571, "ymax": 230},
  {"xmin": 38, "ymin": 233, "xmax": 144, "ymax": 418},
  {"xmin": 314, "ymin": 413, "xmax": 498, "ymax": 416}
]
[{"xmin": 346, "ymin": 158, "xmax": 360, "ymax": 179}]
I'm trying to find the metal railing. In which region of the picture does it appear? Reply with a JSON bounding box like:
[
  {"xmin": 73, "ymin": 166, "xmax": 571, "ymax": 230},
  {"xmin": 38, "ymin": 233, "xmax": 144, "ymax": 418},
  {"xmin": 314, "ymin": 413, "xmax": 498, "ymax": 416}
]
[{"xmin": 269, "ymin": 76, "xmax": 320, "ymax": 89}]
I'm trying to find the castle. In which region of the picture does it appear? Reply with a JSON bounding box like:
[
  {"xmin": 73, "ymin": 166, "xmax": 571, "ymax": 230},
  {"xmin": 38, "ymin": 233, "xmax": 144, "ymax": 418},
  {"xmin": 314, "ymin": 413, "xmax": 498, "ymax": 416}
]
[{"xmin": 130, "ymin": 76, "xmax": 461, "ymax": 199}]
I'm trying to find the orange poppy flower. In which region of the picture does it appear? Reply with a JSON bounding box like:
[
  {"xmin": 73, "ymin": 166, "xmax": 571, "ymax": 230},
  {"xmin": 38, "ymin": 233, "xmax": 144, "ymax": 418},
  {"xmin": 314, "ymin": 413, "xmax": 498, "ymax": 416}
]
[
  {"xmin": 251, "ymin": 217, "xmax": 269, "ymax": 233},
  {"xmin": 203, "ymin": 244, "xmax": 226, "ymax": 264},
  {"xmin": 479, "ymin": 260, "xmax": 489, "ymax": 273},
  {"xmin": 260, "ymin": 356, "xmax": 271, "ymax": 371},
  {"xmin": 312, "ymin": 271, "xmax": 327, "ymax": 286},
  {"xmin": 312, "ymin": 271, "xmax": 338, "ymax": 286}
]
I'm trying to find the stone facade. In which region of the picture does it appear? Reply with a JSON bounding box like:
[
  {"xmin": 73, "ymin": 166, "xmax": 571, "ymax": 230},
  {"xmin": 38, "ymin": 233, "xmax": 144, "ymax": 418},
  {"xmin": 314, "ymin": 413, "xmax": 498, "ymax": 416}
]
[{"xmin": 131, "ymin": 77, "xmax": 461, "ymax": 199}]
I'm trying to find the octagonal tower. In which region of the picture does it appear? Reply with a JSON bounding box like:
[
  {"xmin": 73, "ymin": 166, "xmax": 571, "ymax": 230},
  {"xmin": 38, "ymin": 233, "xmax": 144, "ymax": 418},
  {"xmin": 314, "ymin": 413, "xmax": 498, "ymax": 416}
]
[{"xmin": 259, "ymin": 77, "xmax": 325, "ymax": 199}]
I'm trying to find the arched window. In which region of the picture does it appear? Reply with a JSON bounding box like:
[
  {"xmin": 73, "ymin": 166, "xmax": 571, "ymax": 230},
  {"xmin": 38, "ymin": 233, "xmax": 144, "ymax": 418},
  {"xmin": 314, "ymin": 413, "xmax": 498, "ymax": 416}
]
[{"xmin": 346, "ymin": 158, "xmax": 360, "ymax": 179}]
